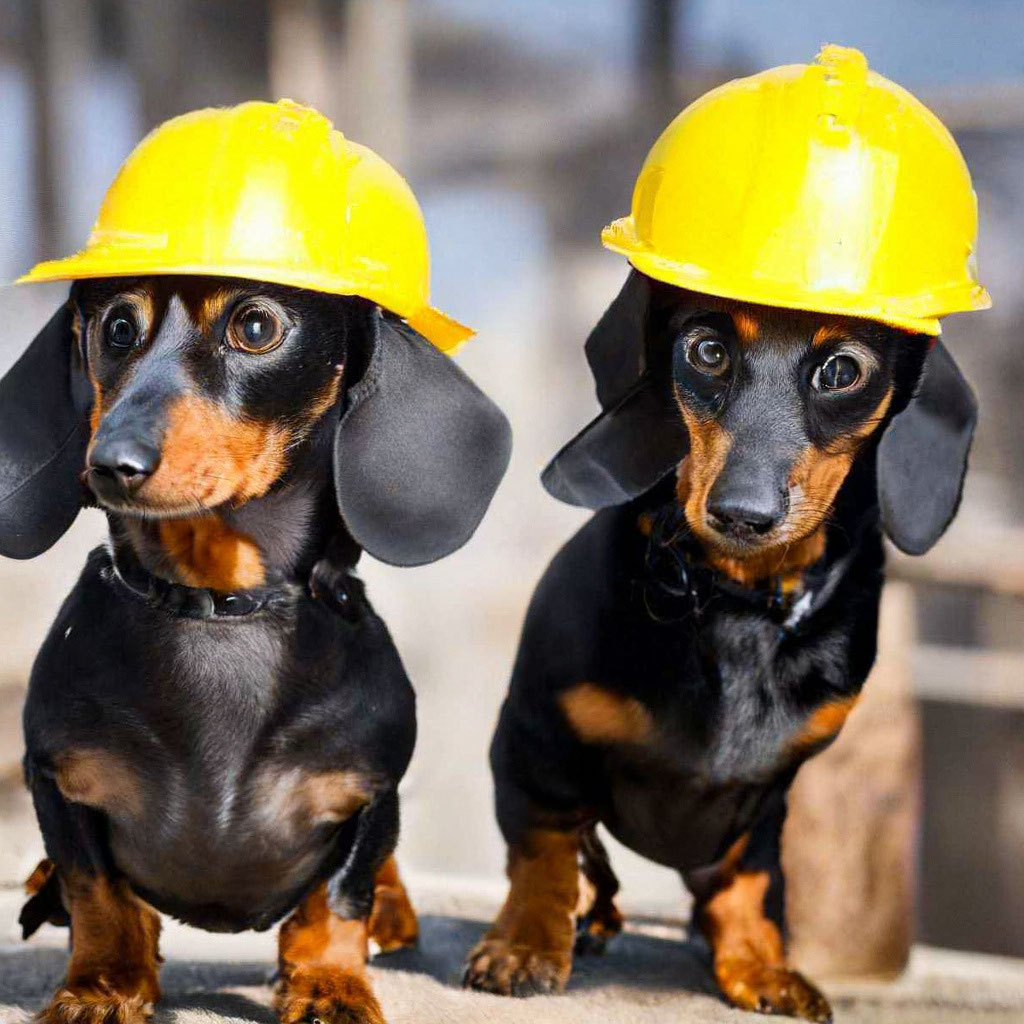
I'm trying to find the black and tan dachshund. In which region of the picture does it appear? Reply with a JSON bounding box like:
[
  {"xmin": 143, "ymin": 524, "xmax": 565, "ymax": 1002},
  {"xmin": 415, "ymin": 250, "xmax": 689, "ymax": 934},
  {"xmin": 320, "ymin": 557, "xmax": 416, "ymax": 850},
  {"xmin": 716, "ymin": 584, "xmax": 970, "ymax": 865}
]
[
  {"xmin": 464, "ymin": 271, "xmax": 976, "ymax": 1021},
  {"xmin": 0, "ymin": 276, "xmax": 511, "ymax": 1024}
]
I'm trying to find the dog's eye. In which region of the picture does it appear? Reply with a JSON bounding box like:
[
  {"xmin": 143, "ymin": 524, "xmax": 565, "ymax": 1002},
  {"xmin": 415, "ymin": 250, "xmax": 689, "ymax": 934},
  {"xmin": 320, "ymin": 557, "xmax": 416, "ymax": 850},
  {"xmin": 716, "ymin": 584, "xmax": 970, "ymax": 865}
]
[
  {"xmin": 228, "ymin": 304, "xmax": 285, "ymax": 354},
  {"xmin": 814, "ymin": 353, "xmax": 862, "ymax": 392},
  {"xmin": 687, "ymin": 336, "xmax": 730, "ymax": 377},
  {"xmin": 105, "ymin": 308, "xmax": 139, "ymax": 351}
]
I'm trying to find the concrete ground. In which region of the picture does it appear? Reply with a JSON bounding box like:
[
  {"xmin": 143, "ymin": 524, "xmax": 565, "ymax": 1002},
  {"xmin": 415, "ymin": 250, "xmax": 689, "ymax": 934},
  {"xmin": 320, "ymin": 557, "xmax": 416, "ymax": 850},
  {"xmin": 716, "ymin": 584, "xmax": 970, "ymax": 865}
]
[{"xmin": 3, "ymin": 886, "xmax": 1024, "ymax": 1024}]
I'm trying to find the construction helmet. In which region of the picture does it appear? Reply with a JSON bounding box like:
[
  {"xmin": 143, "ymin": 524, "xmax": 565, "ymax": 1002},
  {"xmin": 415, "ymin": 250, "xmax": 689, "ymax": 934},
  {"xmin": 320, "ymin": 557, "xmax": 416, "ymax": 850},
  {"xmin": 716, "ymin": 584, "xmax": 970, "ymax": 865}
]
[
  {"xmin": 602, "ymin": 45, "xmax": 990, "ymax": 335},
  {"xmin": 19, "ymin": 99, "xmax": 471, "ymax": 351}
]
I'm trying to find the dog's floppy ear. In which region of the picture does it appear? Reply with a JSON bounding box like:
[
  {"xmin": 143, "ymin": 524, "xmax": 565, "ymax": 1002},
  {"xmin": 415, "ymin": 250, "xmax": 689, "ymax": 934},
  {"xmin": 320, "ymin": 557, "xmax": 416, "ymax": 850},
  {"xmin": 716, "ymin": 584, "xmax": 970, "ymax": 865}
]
[
  {"xmin": 0, "ymin": 304, "xmax": 92, "ymax": 559},
  {"xmin": 877, "ymin": 339, "xmax": 977, "ymax": 556},
  {"xmin": 542, "ymin": 378, "xmax": 687, "ymax": 508},
  {"xmin": 543, "ymin": 271, "xmax": 689, "ymax": 508},
  {"xmin": 586, "ymin": 269, "xmax": 651, "ymax": 406},
  {"xmin": 333, "ymin": 307, "xmax": 511, "ymax": 566}
]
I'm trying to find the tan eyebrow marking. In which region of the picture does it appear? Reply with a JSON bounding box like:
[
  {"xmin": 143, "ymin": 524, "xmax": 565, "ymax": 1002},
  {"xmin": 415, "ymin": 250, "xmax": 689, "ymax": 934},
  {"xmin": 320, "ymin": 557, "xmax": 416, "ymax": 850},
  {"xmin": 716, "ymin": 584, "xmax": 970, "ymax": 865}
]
[
  {"xmin": 197, "ymin": 288, "xmax": 243, "ymax": 335},
  {"xmin": 732, "ymin": 312, "xmax": 759, "ymax": 345},
  {"xmin": 812, "ymin": 325, "xmax": 846, "ymax": 347}
]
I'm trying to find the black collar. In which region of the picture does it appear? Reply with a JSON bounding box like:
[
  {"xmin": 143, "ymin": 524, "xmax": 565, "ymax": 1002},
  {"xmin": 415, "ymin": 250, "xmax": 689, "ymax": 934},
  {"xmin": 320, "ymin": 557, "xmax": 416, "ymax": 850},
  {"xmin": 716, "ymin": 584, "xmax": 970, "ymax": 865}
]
[
  {"xmin": 101, "ymin": 546, "xmax": 300, "ymax": 620},
  {"xmin": 640, "ymin": 502, "xmax": 858, "ymax": 633}
]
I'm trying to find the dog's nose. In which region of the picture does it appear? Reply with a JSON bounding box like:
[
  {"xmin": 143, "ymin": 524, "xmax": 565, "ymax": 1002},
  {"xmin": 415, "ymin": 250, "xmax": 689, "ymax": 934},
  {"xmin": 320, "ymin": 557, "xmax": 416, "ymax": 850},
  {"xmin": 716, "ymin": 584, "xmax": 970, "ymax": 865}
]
[
  {"xmin": 707, "ymin": 487, "xmax": 787, "ymax": 538},
  {"xmin": 89, "ymin": 438, "xmax": 160, "ymax": 492}
]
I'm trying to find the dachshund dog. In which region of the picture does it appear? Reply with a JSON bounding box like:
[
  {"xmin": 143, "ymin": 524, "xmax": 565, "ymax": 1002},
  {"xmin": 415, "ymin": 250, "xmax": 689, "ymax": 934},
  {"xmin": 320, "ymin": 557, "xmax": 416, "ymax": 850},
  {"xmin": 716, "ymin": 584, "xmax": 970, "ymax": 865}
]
[
  {"xmin": 0, "ymin": 276, "xmax": 511, "ymax": 1024},
  {"xmin": 464, "ymin": 272, "xmax": 976, "ymax": 1021}
]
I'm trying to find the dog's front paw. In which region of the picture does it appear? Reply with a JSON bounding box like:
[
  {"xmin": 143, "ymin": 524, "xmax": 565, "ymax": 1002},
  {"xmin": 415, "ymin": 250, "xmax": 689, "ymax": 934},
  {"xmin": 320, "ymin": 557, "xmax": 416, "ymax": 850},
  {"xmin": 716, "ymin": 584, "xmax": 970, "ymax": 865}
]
[
  {"xmin": 463, "ymin": 936, "xmax": 571, "ymax": 997},
  {"xmin": 716, "ymin": 960, "xmax": 832, "ymax": 1022},
  {"xmin": 274, "ymin": 969, "xmax": 384, "ymax": 1024},
  {"xmin": 38, "ymin": 980, "xmax": 155, "ymax": 1024}
]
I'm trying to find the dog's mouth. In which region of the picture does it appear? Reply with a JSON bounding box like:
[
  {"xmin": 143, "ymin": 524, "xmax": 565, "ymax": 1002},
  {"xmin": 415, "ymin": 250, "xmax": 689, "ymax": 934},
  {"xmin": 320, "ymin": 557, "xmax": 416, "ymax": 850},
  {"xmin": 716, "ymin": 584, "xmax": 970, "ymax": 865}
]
[
  {"xmin": 691, "ymin": 516, "xmax": 790, "ymax": 558},
  {"xmin": 686, "ymin": 490, "xmax": 830, "ymax": 562},
  {"xmin": 84, "ymin": 467, "xmax": 220, "ymax": 519}
]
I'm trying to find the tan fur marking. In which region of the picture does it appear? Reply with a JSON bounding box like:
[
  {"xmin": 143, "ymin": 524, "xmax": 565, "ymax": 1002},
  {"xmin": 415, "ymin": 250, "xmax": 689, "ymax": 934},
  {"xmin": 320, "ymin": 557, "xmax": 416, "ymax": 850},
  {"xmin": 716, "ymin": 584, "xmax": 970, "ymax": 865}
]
[
  {"xmin": 293, "ymin": 770, "xmax": 375, "ymax": 826},
  {"xmin": 718, "ymin": 833, "xmax": 751, "ymax": 877},
  {"xmin": 308, "ymin": 369, "xmax": 344, "ymax": 421},
  {"xmin": 812, "ymin": 325, "xmax": 846, "ymax": 348},
  {"xmin": 276, "ymin": 883, "xmax": 383, "ymax": 1024},
  {"xmin": 25, "ymin": 858, "xmax": 56, "ymax": 896},
  {"xmin": 852, "ymin": 386, "xmax": 894, "ymax": 440},
  {"xmin": 135, "ymin": 395, "xmax": 289, "ymax": 511},
  {"xmin": 195, "ymin": 288, "xmax": 240, "ymax": 336},
  {"xmin": 39, "ymin": 869, "xmax": 161, "ymax": 1024},
  {"xmin": 675, "ymin": 415, "xmax": 733, "ymax": 541},
  {"xmin": 704, "ymin": 870, "xmax": 785, "ymax": 1004},
  {"xmin": 55, "ymin": 750, "xmax": 143, "ymax": 816},
  {"xmin": 465, "ymin": 829, "xmax": 580, "ymax": 994},
  {"xmin": 158, "ymin": 516, "xmax": 265, "ymax": 590},
  {"xmin": 705, "ymin": 870, "xmax": 784, "ymax": 967},
  {"xmin": 706, "ymin": 529, "xmax": 827, "ymax": 589},
  {"xmin": 254, "ymin": 768, "xmax": 376, "ymax": 841},
  {"xmin": 732, "ymin": 312, "xmax": 759, "ymax": 345},
  {"xmin": 790, "ymin": 695, "xmax": 860, "ymax": 753},
  {"xmin": 701, "ymin": 867, "xmax": 831, "ymax": 1018},
  {"xmin": 560, "ymin": 683, "xmax": 654, "ymax": 746},
  {"xmin": 88, "ymin": 376, "xmax": 104, "ymax": 439}
]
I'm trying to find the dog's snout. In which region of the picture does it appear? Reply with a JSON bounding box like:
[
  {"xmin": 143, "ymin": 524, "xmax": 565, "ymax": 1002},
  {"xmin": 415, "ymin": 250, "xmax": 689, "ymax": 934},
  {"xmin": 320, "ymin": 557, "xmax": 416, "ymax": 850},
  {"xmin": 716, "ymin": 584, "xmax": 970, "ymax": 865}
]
[
  {"xmin": 89, "ymin": 437, "xmax": 160, "ymax": 494},
  {"xmin": 707, "ymin": 482, "xmax": 788, "ymax": 539}
]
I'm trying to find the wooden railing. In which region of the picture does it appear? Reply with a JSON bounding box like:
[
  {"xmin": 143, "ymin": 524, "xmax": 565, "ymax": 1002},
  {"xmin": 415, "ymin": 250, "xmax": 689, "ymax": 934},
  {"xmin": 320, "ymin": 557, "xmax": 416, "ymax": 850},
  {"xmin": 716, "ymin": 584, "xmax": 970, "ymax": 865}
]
[{"xmin": 786, "ymin": 514, "xmax": 1024, "ymax": 979}]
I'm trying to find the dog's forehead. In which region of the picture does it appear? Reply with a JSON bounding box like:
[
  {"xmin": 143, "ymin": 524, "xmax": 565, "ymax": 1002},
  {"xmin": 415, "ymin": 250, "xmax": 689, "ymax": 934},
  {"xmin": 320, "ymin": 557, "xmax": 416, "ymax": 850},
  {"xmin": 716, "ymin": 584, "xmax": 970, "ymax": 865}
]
[
  {"xmin": 73, "ymin": 275, "xmax": 345, "ymax": 329},
  {"xmin": 76, "ymin": 276, "xmax": 241, "ymax": 323},
  {"xmin": 668, "ymin": 289, "xmax": 885, "ymax": 351}
]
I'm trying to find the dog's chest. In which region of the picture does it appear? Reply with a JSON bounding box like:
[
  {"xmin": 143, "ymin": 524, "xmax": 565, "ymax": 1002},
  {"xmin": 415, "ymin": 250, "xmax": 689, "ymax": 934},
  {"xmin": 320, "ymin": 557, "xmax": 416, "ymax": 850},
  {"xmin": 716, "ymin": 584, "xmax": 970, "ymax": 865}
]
[
  {"xmin": 601, "ymin": 609, "xmax": 852, "ymax": 868},
  {"xmin": 31, "ymin": 599, "xmax": 372, "ymax": 928},
  {"xmin": 693, "ymin": 610, "xmax": 810, "ymax": 777},
  {"xmin": 626, "ymin": 609, "xmax": 826, "ymax": 776}
]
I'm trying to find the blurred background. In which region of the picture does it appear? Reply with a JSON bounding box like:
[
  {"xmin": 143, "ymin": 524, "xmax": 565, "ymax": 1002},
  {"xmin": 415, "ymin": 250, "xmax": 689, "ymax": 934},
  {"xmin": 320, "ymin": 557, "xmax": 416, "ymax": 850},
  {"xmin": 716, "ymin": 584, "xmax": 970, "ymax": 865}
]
[{"xmin": 0, "ymin": 0, "xmax": 1022, "ymax": 962}]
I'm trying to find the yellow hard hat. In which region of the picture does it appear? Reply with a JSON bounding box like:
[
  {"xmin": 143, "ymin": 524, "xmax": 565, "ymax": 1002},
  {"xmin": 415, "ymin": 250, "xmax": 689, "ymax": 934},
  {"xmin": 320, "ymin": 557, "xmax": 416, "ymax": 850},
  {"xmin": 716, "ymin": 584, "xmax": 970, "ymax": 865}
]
[
  {"xmin": 602, "ymin": 45, "xmax": 991, "ymax": 335},
  {"xmin": 19, "ymin": 99, "xmax": 471, "ymax": 351}
]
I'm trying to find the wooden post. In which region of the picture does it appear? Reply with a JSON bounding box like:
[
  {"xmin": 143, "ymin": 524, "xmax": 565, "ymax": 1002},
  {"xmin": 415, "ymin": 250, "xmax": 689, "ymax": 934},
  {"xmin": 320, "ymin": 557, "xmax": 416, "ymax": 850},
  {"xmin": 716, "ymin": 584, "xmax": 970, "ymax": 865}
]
[
  {"xmin": 24, "ymin": 0, "xmax": 99, "ymax": 259},
  {"xmin": 268, "ymin": 0, "xmax": 409, "ymax": 169},
  {"xmin": 784, "ymin": 580, "xmax": 921, "ymax": 979},
  {"xmin": 636, "ymin": 0, "xmax": 681, "ymax": 127},
  {"xmin": 120, "ymin": 0, "xmax": 188, "ymax": 128}
]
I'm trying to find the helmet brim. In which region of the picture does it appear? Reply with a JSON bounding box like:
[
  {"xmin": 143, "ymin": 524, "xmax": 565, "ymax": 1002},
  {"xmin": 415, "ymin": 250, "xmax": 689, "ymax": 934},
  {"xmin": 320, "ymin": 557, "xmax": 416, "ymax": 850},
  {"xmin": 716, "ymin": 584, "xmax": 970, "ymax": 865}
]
[
  {"xmin": 602, "ymin": 225, "xmax": 992, "ymax": 338},
  {"xmin": 17, "ymin": 257, "xmax": 473, "ymax": 353}
]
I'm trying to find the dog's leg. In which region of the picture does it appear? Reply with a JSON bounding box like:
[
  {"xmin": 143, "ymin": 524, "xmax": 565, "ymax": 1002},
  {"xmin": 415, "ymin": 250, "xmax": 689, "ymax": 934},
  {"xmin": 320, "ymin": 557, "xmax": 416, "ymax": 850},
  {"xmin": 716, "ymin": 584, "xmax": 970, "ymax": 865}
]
[
  {"xmin": 276, "ymin": 792, "xmax": 399, "ymax": 1024},
  {"xmin": 688, "ymin": 791, "xmax": 832, "ymax": 1023},
  {"xmin": 574, "ymin": 824, "xmax": 623, "ymax": 954},
  {"xmin": 367, "ymin": 856, "xmax": 419, "ymax": 954},
  {"xmin": 28, "ymin": 769, "xmax": 161, "ymax": 1024},
  {"xmin": 275, "ymin": 883, "xmax": 383, "ymax": 1024},
  {"xmin": 464, "ymin": 827, "xmax": 580, "ymax": 996},
  {"xmin": 45, "ymin": 871, "xmax": 162, "ymax": 1024}
]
